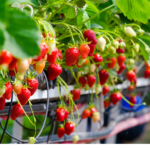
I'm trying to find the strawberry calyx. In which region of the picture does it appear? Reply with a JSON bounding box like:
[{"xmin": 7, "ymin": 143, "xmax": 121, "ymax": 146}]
[
  {"xmin": 104, "ymin": 97, "xmax": 111, "ymax": 103},
  {"xmin": 25, "ymin": 69, "xmax": 37, "ymax": 80},
  {"xmin": 12, "ymin": 79, "xmax": 22, "ymax": 86}
]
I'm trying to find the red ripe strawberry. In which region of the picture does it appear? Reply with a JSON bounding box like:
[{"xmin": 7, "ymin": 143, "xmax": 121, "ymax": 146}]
[
  {"xmin": 34, "ymin": 43, "xmax": 48, "ymax": 61},
  {"xmin": 88, "ymin": 44, "xmax": 95, "ymax": 56},
  {"xmin": 17, "ymin": 88, "xmax": 31, "ymax": 105},
  {"xmin": 87, "ymin": 74, "xmax": 96, "ymax": 88},
  {"xmin": 104, "ymin": 98, "xmax": 111, "ymax": 109},
  {"xmin": 64, "ymin": 109, "xmax": 69, "ymax": 120},
  {"xmin": 48, "ymin": 64, "xmax": 62, "ymax": 80},
  {"xmin": 0, "ymin": 51, "xmax": 13, "ymax": 65},
  {"xmin": 110, "ymin": 91, "xmax": 122, "ymax": 105},
  {"xmin": 9, "ymin": 65, "xmax": 18, "ymax": 77},
  {"xmin": 128, "ymin": 85, "xmax": 134, "ymax": 91},
  {"xmin": 88, "ymin": 53, "xmax": 93, "ymax": 57},
  {"xmin": 65, "ymin": 47, "xmax": 80, "ymax": 67},
  {"xmin": 99, "ymin": 70, "xmax": 109, "ymax": 85},
  {"xmin": 145, "ymin": 62, "xmax": 150, "ymax": 70},
  {"xmin": 117, "ymin": 63, "xmax": 126, "ymax": 74},
  {"xmin": 47, "ymin": 47, "xmax": 58, "ymax": 64},
  {"xmin": 129, "ymin": 96, "xmax": 137, "ymax": 108},
  {"xmin": 79, "ymin": 44, "xmax": 90, "ymax": 59},
  {"xmin": 65, "ymin": 122, "xmax": 75, "ymax": 135},
  {"xmin": 126, "ymin": 70, "xmax": 135, "ymax": 82},
  {"xmin": 89, "ymin": 106, "xmax": 97, "ymax": 118},
  {"xmin": 82, "ymin": 109, "xmax": 91, "ymax": 119},
  {"xmin": 71, "ymin": 89, "xmax": 81, "ymax": 100},
  {"xmin": 56, "ymin": 107, "xmax": 66, "ymax": 122},
  {"xmin": 27, "ymin": 78, "xmax": 39, "ymax": 96},
  {"xmin": 144, "ymin": 69, "xmax": 150, "ymax": 78},
  {"xmin": 0, "ymin": 96, "xmax": 6, "ymax": 110},
  {"xmin": 3, "ymin": 83, "xmax": 13, "ymax": 100},
  {"xmin": 93, "ymin": 54, "xmax": 103, "ymax": 67},
  {"xmin": 102, "ymin": 85, "xmax": 109, "ymax": 96},
  {"xmin": 8, "ymin": 57, "xmax": 18, "ymax": 70},
  {"xmin": 117, "ymin": 55, "xmax": 126, "ymax": 67},
  {"xmin": 107, "ymin": 57, "xmax": 116, "ymax": 69},
  {"xmin": 58, "ymin": 50, "xmax": 63, "ymax": 60},
  {"xmin": 78, "ymin": 76, "xmax": 86, "ymax": 88},
  {"xmin": 83, "ymin": 30, "xmax": 97, "ymax": 45},
  {"xmin": 57, "ymin": 126, "xmax": 65, "ymax": 138},
  {"xmin": 116, "ymin": 39, "xmax": 125, "ymax": 54},
  {"xmin": 11, "ymin": 104, "xmax": 23, "ymax": 120}
]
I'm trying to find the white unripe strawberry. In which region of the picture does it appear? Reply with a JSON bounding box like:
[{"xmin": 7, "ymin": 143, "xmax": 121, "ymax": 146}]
[
  {"xmin": 95, "ymin": 84, "xmax": 102, "ymax": 94},
  {"xmin": 96, "ymin": 37, "xmax": 106, "ymax": 52},
  {"xmin": 78, "ymin": 56, "xmax": 86, "ymax": 66},
  {"xmin": 47, "ymin": 38, "xmax": 56, "ymax": 54},
  {"xmin": 137, "ymin": 29, "xmax": 144, "ymax": 36},
  {"xmin": 28, "ymin": 137, "xmax": 36, "ymax": 144},
  {"xmin": 73, "ymin": 135, "xmax": 79, "ymax": 143},
  {"xmin": 132, "ymin": 43, "xmax": 139, "ymax": 52},
  {"xmin": 124, "ymin": 27, "xmax": 136, "ymax": 37},
  {"xmin": 112, "ymin": 40, "xmax": 119, "ymax": 49}
]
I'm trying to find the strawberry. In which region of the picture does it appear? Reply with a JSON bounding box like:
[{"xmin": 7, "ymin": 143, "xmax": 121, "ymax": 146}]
[
  {"xmin": 9, "ymin": 65, "xmax": 18, "ymax": 77},
  {"xmin": 0, "ymin": 50, "xmax": 13, "ymax": 65},
  {"xmin": 117, "ymin": 63, "xmax": 126, "ymax": 74},
  {"xmin": 83, "ymin": 30, "xmax": 97, "ymax": 45},
  {"xmin": 17, "ymin": 88, "xmax": 31, "ymax": 105},
  {"xmin": 0, "ymin": 96, "xmax": 6, "ymax": 111},
  {"xmin": 65, "ymin": 122, "xmax": 75, "ymax": 135},
  {"xmin": 96, "ymin": 37, "xmax": 106, "ymax": 52},
  {"xmin": 8, "ymin": 57, "xmax": 18, "ymax": 70},
  {"xmin": 58, "ymin": 50, "xmax": 63, "ymax": 60},
  {"xmin": 33, "ymin": 61, "xmax": 45, "ymax": 74},
  {"xmin": 79, "ymin": 44, "xmax": 90, "ymax": 59},
  {"xmin": 28, "ymin": 137, "xmax": 36, "ymax": 144},
  {"xmin": 3, "ymin": 83, "xmax": 13, "ymax": 100},
  {"xmin": 124, "ymin": 27, "xmax": 136, "ymax": 37},
  {"xmin": 107, "ymin": 57, "xmax": 116, "ymax": 69},
  {"xmin": 64, "ymin": 108, "xmax": 70, "ymax": 120},
  {"xmin": 48, "ymin": 64, "xmax": 62, "ymax": 80},
  {"xmin": 95, "ymin": 84, "xmax": 102, "ymax": 94},
  {"xmin": 93, "ymin": 53, "xmax": 103, "ymax": 67},
  {"xmin": 87, "ymin": 74, "xmax": 96, "ymax": 88},
  {"xmin": 116, "ymin": 39, "xmax": 125, "ymax": 54},
  {"xmin": 65, "ymin": 47, "xmax": 80, "ymax": 67},
  {"xmin": 92, "ymin": 112, "xmax": 100, "ymax": 123},
  {"xmin": 47, "ymin": 47, "xmax": 58, "ymax": 64},
  {"xmin": 129, "ymin": 96, "xmax": 137, "ymax": 108},
  {"xmin": 117, "ymin": 55, "xmax": 126, "ymax": 67},
  {"xmin": 11, "ymin": 104, "xmax": 24, "ymax": 120},
  {"xmin": 127, "ymin": 85, "xmax": 134, "ymax": 91},
  {"xmin": 56, "ymin": 107, "xmax": 65, "ymax": 122},
  {"xmin": 104, "ymin": 97, "xmax": 111, "ymax": 108},
  {"xmin": 89, "ymin": 106, "xmax": 97, "ymax": 118},
  {"xmin": 34, "ymin": 42, "xmax": 49, "ymax": 61},
  {"xmin": 126, "ymin": 70, "xmax": 135, "ymax": 82},
  {"xmin": 13, "ymin": 80, "xmax": 23, "ymax": 94},
  {"xmin": 27, "ymin": 78, "xmax": 39, "ymax": 96},
  {"xmin": 144, "ymin": 69, "xmax": 150, "ymax": 78},
  {"xmin": 78, "ymin": 76, "xmax": 87, "ymax": 88},
  {"xmin": 88, "ymin": 44, "xmax": 95, "ymax": 56},
  {"xmin": 99, "ymin": 69, "xmax": 109, "ymax": 85},
  {"xmin": 102, "ymin": 85, "xmax": 109, "ymax": 96},
  {"xmin": 73, "ymin": 135, "xmax": 79, "ymax": 143},
  {"xmin": 17, "ymin": 59, "xmax": 29, "ymax": 74},
  {"xmin": 16, "ymin": 72, "xmax": 24, "ymax": 81},
  {"xmin": 145, "ymin": 62, "xmax": 150, "ymax": 70},
  {"xmin": 110, "ymin": 91, "xmax": 122, "ymax": 105},
  {"xmin": 57, "ymin": 126, "xmax": 65, "ymax": 138},
  {"xmin": 82, "ymin": 109, "xmax": 91, "ymax": 119},
  {"xmin": 71, "ymin": 89, "xmax": 81, "ymax": 101}
]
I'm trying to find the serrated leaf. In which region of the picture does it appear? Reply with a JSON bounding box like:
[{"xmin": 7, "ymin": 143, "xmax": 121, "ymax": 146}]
[
  {"xmin": 75, "ymin": 0, "xmax": 86, "ymax": 8},
  {"xmin": 77, "ymin": 8, "xmax": 90, "ymax": 29},
  {"xmin": 0, "ymin": 1, "xmax": 41, "ymax": 59},
  {"xmin": 116, "ymin": 0, "xmax": 150, "ymax": 23},
  {"xmin": 7, "ymin": 0, "xmax": 34, "ymax": 5}
]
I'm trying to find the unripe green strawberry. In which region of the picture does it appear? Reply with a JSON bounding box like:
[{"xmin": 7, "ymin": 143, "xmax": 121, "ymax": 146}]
[
  {"xmin": 73, "ymin": 135, "xmax": 79, "ymax": 143},
  {"xmin": 28, "ymin": 137, "xmax": 36, "ymax": 144},
  {"xmin": 95, "ymin": 84, "xmax": 102, "ymax": 94},
  {"xmin": 120, "ymin": 42, "xmax": 126, "ymax": 49},
  {"xmin": 137, "ymin": 29, "xmax": 144, "ymax": 36},
  {"xmin": 115, "ymin": 63, "xmax": 120, "ymax": 72},
  {"xmin": 16, "ymin": 72, "xmax": 24, "ymax": 81},
  {"xmin": 124, "ymin": 27, "xmax": 136, "ymax": 37},
  {"xmin": 96, "ymin": 37, "xmax": 106, "ymax": 52},
  {"xmin": 107, "ymin": 45, "xmax": 116, "ymax": 54},
  {"xmin": 127, "ymin": 59, "xmax": 135, "ymax": 66},
  {"xmin": 91, "ymin": 84, "xmax": 96, "ymax": 92},
  {"xmin": 112, "ymin": 40, "xmax": 119, "ymax": 49},
  {"xmin": 84, "ymin": 84, "xmax": 89, "ymax": 91},
  {"xmin": 132, "ymin": 43, "xmax": 139, "ymax": 52},
  {"xmin": 47, "ymin": 38, "xmax": 56, "ymax": 54},
  {"xmin": 0, "ymin": 86, "xmax": 6, "ymax": 98},
  {"xmin": 83, "ymin": 66, "xmax": 90, "ymax": 74},
  {"xmin": 145, "ymin": 47, "xmax": 150, "ymax": 52},
  {"xmin": 78, "ymin": 56, "xmax": 86, "ymax": 66}
]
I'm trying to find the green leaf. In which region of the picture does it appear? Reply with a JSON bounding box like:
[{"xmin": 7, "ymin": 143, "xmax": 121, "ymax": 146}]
[
  {"xmin": 77, "ymin": 8, "xmax": 90, "ymax": 29},
  {"xmin": 7, "ymin": 0, "xmax": 34, "ymax": 5},
  {"xmin": 87, "ymin": 0, "xmax": 108, "ymax": 3},
  {"xmin": 62, "ymin": 5, "xmax": 76, "ymax": 19},
  {"xmin": 0, "ymin": 2, "xmax": 41, "ymax": 59},
  {"xmin": 116, "ymin": 0, "xmax": 150, "ymax": 23},
  {"xmin": 74, "ymin": 0, "xmax": 86, "ymax": 8}
]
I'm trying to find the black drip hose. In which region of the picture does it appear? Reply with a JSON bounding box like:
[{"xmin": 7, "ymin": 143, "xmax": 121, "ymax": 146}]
[{"xmin": 0, "ymin": 91, "xmax": 13, "ymax": 143}]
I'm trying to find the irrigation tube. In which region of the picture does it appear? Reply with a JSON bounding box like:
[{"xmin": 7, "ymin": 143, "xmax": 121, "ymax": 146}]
[{"xmin": 34, "ymin": 107, "xmax": 150, "ymax": 144}]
